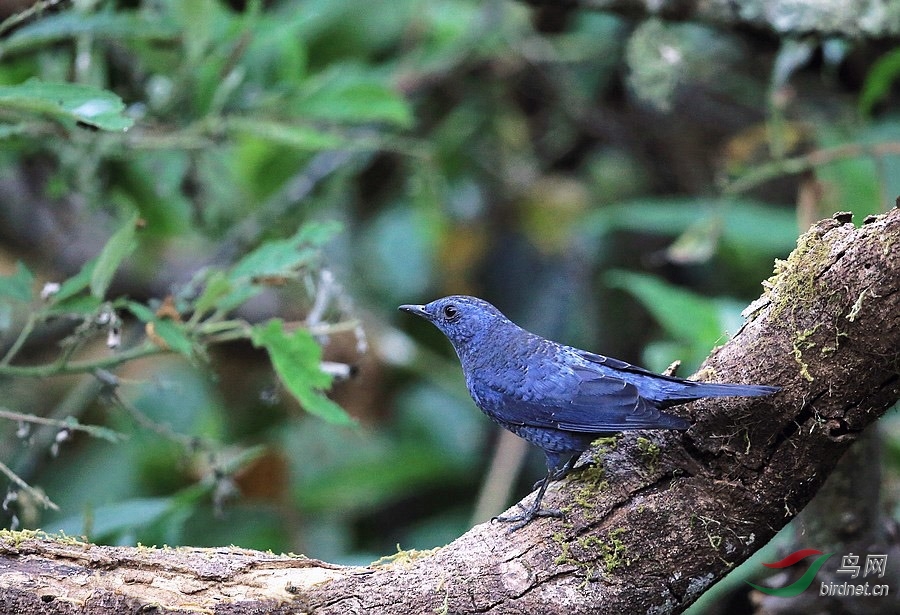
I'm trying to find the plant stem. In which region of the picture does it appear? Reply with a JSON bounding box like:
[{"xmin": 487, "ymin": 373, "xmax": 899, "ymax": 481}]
[
  {"xmin": 0, "ymin": 342, "xmax": 166, "ymax": 378},
  {"xmin": 0, "ymin": 312, "xmax": 36, "ymax": 366},
  {"xmin": 0, "ymin": 459, "xmax": 58, "ymax": 511}
]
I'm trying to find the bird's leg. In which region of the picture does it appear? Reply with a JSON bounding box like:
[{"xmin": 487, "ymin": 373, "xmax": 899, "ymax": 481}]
[
  {"xmin": 492, "ymin": 471, "xmax": 562, "ymax": 532},
  {"xmin": 531, "ymin": 453, "xmax": 580, "ymax": 491},
  {"xmin": 493, "ymin": 452, "xmax": 584, "ymax": 532}
]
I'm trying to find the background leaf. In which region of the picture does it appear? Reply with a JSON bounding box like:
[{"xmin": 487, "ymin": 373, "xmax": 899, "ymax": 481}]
[
  {"xmin": 228, "ymin": 221, "xmax": 342, "ymax": 281},
  {"xmin": 860, "ymin": 48, "xmax": 900, "ymax": 117},
  {"xmin": 0, "ymin": 79, "xmax": 133, "ymax": 131},
  {"xmin": 126, "ymin": 302, "xmax": 194, "ymax": 357},
  {"xmin": 0, "ymin": 11, "xmax": 178, "ymax": 56},
  {"xmin": 251, "ymin": 319, "xmax": 354, "ymax": 426},
  {"xmin": 149, "ymin": 319, "xmax": 195, "ymax": 357},
  {"xmin": 606, "ymin": 270, "xmax": 723, "ymax": 343},
  {"xmin": 292, "ymin": 66, "xmax": 414, "ymax": 128},
  {"xmin": 90, "ymin": 211, "xmax": 139, "ymax": 299},
  {"xmin": 0, "ymin": 262, "xmax": 34, "ymax": 303},
  {"xmin": 605, "ymin": 270, "xmax": 748, "ymax": 372}
]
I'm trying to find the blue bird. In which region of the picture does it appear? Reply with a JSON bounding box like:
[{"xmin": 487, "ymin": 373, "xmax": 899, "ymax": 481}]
[{"xmin": 399, "ymin": 295, "xmax": 779, "ymax": 530}]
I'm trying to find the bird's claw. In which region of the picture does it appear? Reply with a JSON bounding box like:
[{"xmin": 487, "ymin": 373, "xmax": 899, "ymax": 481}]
[{"xmin": 492, "ymin": 503, "xmax": 563, "ymax": 532}]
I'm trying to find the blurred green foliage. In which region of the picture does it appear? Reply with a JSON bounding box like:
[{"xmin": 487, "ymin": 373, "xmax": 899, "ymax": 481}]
[{"xmin": 0, "ymin": 0, "xmax": 896, "ymax": 587}]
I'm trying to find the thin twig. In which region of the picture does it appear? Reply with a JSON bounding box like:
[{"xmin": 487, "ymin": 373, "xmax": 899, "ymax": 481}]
[
  {"xmin": 0, "ymin": 312, "xmax": 36, "ymax": 366},
  {"xmin": 0, "ymin": 341, "xmax": 166, "ymax": 378},
  {"xmin": 0, "ymin": 0, "xmax": 70, "ymax": 39},
  {"xmin": 723, "ymin": 140, "xmax": 900, "ymax": 195},
  {"xmin": 0, "ymin": 460, "xmax": 58, "ymax": 511},
  {"xmin": 0, "ymin": 408, "xmax": 125, "ymax": 442},
  {"xmin": 103, "ymin": 389, "xmax": 207, "ymax": 452}
]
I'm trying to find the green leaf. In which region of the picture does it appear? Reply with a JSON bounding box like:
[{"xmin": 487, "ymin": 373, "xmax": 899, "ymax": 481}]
[
  {"xmin": 294, "ymin": 219, "xmax": 345, "ymax": 245},
  {"xmin": 251, "ymin": 319, "xmax": 354, "ymax": 426},
  {"xmin": 91, "ymin": 211, "xmax": 139, "ymax": 299},
  {"xmin": 813, "ymin": 123, "xmax": 891, "ymax": 220},
  {"xmin": 0, "ymin": 261, "xmax": 34, "ymax": 303},
  {"xmin": 860, "ymin": 48, "xmax": 900, "ymax": 117},
  {"xmin": 227, "ymin": 117, "xmax": 350, "ymax": 151},
  {"xmin": 43, "ymin": 259, "xmax": 104, "ymax": 316},
  {"xmin": 126, "ymin": 301, "xmax": 194, "ymax": 357},
  {"xmin": 228, "ymin": 220, "xmax": 342, "ymax": 282},
  {"xmin": 229, "ymin": 241, "xmax": 315, "ymax": 281},
  {"xmin": 0, "ymin": 79, "xmax": 133, "ymax": 131},
  {"xmin": 605, "ymin": 270, "xmax": 752, "ymax": 373},
  {"xmin": 718, "ymin": 201, "xmax": 799, "ymax": 254},
  {"xmin": 0, "ymin": 11, "xmax": 178, "ymax": 56},
  {"xmin": 51, "ymin": 258, "xmax": 97, "ymax": 304},
  {"xmin": 124, "ymin": 301, "xmax": 155, "ymax": 322},
  {"xmin": 605, "ymin": 270, "xmax": 723, "ymax": 344},
  {"xmin": 293, "ymin": 68, "xmax": 414, "ymax": 128},
  {"xmin": 149, "ymin": 318, "xmax": 195, "ymax": 357},
  {"xmin": 583, "ymin": 198, "xmax": 797, "ymax": 256},
  {"xmin": 44, "ymin": 294, "xmax": 103, "ymax": 318},
  {"xmin": 193, "ymin": 271, "xmax": 234, "ymax": 318}
]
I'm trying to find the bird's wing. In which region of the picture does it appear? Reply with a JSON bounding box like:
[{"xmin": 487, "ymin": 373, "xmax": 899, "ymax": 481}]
[
  {"xmin": 480, "ymin": 363, "xmax": 687, "ymax": 433},
  {"xmin": 575, "ymin": 349, "xmax": 661, "ymax": 379},
  {"xmin": 554, "ymin": 368, "xmax": 682, "ymax": 431},
  {"xmin": 574, "ymin": 349, "xmax": 779, "ymax": 404}
]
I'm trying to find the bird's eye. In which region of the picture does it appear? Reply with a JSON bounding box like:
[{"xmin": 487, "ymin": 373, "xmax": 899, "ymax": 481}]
[{"xmin": 442, "ymin": 304, "xmax": 459, "ymax": 320}]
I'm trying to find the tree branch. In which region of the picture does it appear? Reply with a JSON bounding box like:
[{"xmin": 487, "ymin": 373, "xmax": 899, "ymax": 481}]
[
  {"xmin": 2, "ymin": 208, "xmax": 899, "ymax": 614},
  {"xmin": 523, "ymin": 0, "xmax": 900, "ymax": 38}
]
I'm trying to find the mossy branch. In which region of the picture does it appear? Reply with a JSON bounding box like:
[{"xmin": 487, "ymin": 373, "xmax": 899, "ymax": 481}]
[{"xmin": 1, "ymin": 209, "xmax": 899, "ymax": 614}]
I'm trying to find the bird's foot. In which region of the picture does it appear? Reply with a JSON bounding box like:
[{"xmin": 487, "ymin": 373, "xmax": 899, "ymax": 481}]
[{"xmin": 492, "ymin": 503, "xmax": 563, "ymax": 533}]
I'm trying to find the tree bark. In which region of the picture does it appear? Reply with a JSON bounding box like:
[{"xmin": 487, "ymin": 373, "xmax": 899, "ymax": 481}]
[{"xmin": 2, "ymin": 208, "xmax": 899, "ymax": 614}]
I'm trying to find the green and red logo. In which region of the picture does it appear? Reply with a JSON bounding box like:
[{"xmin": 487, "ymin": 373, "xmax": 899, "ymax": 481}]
[{"xmin": 746, "ymin": 549, "xmax": 835, "ymax": 597}]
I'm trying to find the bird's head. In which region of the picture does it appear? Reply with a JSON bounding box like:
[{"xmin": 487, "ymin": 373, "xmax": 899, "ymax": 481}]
[{"xmin": 399, "ymin": 295, "xmax": 512, "ymax": 352}]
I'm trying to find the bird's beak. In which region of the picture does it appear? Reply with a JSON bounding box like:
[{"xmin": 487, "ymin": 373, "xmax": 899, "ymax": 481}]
[{"xmin": 398, "ymin": 304, "xmax": 429, "ymax": 319}]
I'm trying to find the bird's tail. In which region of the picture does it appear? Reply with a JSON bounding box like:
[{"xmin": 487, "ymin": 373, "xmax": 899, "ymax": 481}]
[{"xmin": 657, "ymin": 380, "xmax": 779, "ymax": 407}]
